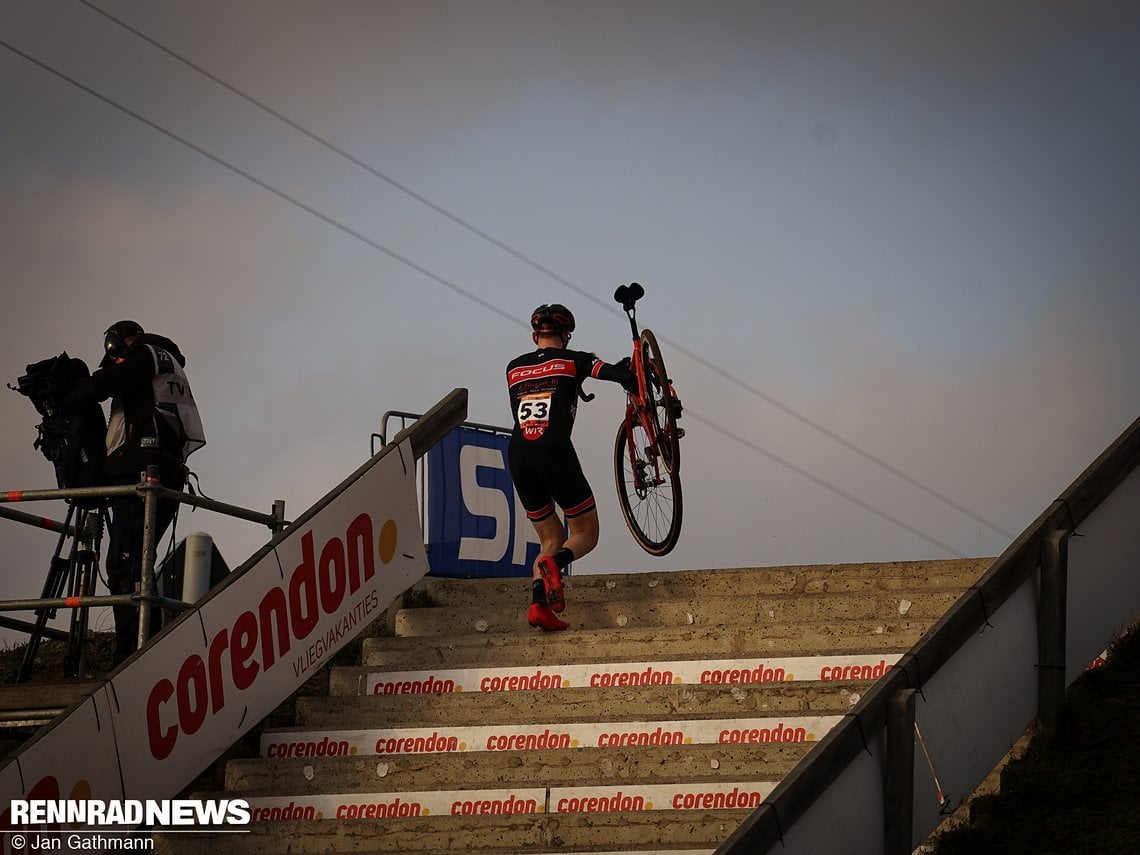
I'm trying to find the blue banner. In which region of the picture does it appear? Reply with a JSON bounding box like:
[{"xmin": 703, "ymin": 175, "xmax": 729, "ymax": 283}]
[{"xmin": 426, "ymin": 426, "xmax": 545, "ymax": 578}]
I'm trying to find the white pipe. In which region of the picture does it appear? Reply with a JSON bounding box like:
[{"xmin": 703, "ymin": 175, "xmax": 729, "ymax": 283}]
[{"xmin": 182, "ymin": 532, "xmax": 214, "ymax": 604}]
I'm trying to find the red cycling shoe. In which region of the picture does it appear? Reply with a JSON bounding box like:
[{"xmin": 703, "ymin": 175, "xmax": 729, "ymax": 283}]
[
  {"xmin": 536, "ymin": 555, "xmax": 565, "ymax": 613},
  {"xmin": 527, "ymin": 602, "xmax": 568, "ymax": 632}
]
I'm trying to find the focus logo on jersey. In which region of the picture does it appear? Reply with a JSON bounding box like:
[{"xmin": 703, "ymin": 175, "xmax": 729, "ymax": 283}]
[{"xmin": 507, "ymin": 360, "xmax": 576, "ymax": 386}]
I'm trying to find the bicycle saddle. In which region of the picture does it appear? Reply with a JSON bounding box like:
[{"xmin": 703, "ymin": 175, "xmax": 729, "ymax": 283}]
[{"xmin": 614, "ymin": 282, "xmax": 645, "ymax": 309}]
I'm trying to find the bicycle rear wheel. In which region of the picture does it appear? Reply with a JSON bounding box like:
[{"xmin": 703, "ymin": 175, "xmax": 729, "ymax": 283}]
[
  {"xmin": 640, "ymin": 329, "xmax": 681, "ymax": 474},
  {"xmin": 614, "ymin": 417, "xmax": 683, "ymax": 556}
]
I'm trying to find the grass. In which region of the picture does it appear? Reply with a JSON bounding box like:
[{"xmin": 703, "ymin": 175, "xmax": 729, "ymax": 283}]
[{"xmin": 927, "ymin": 621, "xmax": 1140, "ymax": 855}]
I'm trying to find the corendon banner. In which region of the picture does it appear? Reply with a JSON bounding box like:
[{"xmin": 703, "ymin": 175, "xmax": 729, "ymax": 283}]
[
  {"xmin": 112, "ymin": 438, "xmax": 424, "ymax": 795},
  {"xmin": 0, "ymin": 438, "xmax": 425, "ymax": 818},
  {"xmin": 260, "ymin": 715, "xmax": 843, "ymax": 758},
  {"xmin": 360, "ymin": 653, "xmax": 901, "ymax": 695},
  {"xmin": 244, "ymin": 787, "xmax": 547, "ymax": 822},
  {"xmin": 549, "ymin": 781, "xmax": 778, "ymax": 813}
]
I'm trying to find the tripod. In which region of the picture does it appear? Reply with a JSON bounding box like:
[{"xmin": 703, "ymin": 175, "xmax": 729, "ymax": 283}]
[{"xmin": 17, "ymin": 501, "xmax": 106, "ymax": 683}]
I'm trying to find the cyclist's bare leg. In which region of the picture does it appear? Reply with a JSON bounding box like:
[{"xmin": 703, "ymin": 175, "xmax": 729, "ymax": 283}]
[
  {"xmin": 530, "ymin": 507, "xmax": 599, "ymax": 573},
  {"xmin": 530, "ymin": 515, "xmax": 567, "ymax": 580},
  {"xmin": 528, "ymin": 514, "xmax": 570, "ymax": 629},
  {"xmin": 563, "ymin": 508, "xmax": 600, "ymax": 562}
]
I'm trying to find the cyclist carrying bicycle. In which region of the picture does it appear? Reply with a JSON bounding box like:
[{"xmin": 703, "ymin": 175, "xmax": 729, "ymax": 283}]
[{"xmin": 506, "ymin": 303, "xmax": 636, "ymax": 631}]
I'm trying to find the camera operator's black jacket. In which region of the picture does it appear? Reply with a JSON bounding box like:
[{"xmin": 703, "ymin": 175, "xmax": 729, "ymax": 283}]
[{"xmin": 62, "ymin": 333, "xmax": 204, "ymax": 484}]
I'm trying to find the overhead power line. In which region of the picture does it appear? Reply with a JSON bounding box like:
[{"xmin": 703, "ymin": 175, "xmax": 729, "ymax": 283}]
[
  {"xmin": 75, "ymin": 0, "xmax": 1012, "ymax": 544},
  {"xmin": 0, "ymin": 38, "xmax": 525, "ymax": 333},
  {"xmin": 2, "ymin": 33, "xmax": 972, "ymax": 556},
  {"xmin": 684, "ymin": 412, "xmax": 965, "ymax": 556}
]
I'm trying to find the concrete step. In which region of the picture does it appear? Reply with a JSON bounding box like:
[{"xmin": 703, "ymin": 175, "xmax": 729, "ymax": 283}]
[
  {"xmin": 394, "ymin": 589, "xmax": 963, "ymax": 635},
  {"xmin": 154, "ymin": 810, "xmax": 746, "ymax": 854},
  {"xmin": 423, "ymin": 558, "xmax": 989, "ymax": 608},
  {"xmin": 170, "ymin": 559, "xmax": 987, "ymax": 854},
  {"xmin": 358, "ymin": 619, "xmax": 929, "ymax": 672},
  {"xmin": 225, "ymin": 742, "xmax": 809, "ymax": 795},
  {"xmin": 0, "ymin": 680, "xmax": 104, "ymax": 727},
  {"xmin": 295, "ymin": 681, "xmax": 863, "ymax": 728}
]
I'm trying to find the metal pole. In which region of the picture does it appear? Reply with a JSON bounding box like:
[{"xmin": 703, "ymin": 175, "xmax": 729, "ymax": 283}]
[
  {"xmin": 167, "ymin": 488, "xmax": 280, "ymax": 528},
  {"xmin": 0, "ymin": 594, "xmax": 137, "ymax": 610},
  {"xmin": 0, "ymin": 484, "xmax": 137, "ymax": 503},
  {"xmin": 0, "ymin": 505, "xmax": 75, "ymax": 536},
  {"xmin": 136, "ymin": 467, "xmax": 161, "ymax": 650},
  {"xmin": 1038, "ymin": 528, "xmax": 1070, "ymax": 737},
  {"xmin": 884, "ymin": 689, "xmax": 917, "ymax": 855},
  {"xmin": 2, "ymin": 483, "xmax": 279, "ymax": 529},
  {"xmin": 272, "ymin": 499, "xmax": 287, "ymax": 534}
]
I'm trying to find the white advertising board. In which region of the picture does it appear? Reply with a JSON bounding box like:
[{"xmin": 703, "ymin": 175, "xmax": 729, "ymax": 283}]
[
  {"xmin": 260, "ymin": 715, "xmax": 843, "ymax": 758},
  {"xmin": 244, "ymin": 787, "xmax": 547, "ymax": 821},
  {"xmin": 360, "ymin": 653, "xmax": 900, "ymax": 695},
  {"xmin": 0, "ymin": 439, "xmax": 425, "ymax": 819},
  {"xmin": 549, "ymin": 781, "xmax": 777, "ymax": 813}
]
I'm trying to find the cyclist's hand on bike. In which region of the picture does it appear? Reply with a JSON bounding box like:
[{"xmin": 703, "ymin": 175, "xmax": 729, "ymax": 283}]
[{"xmin": 616, "ymin": 357, "xmax": 638, "ymax": 394}]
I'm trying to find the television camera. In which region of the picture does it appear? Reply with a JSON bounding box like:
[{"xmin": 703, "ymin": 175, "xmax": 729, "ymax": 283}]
[{"xmin": 7, "ymin": 353, "xmax": 109, "ymax": 680}]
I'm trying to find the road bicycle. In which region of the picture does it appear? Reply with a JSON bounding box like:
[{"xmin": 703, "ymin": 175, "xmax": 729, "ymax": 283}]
[{"xmin": 612, "ymin": 282, "xmax": 684, "ymax": 555}]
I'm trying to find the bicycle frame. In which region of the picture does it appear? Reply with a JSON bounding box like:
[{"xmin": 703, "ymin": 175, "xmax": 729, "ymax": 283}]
[
  {"xmin": 621, "ymin": 302, "xmax": 667, "ymax": 496},
  {"xmin": 612, "ymin": 281, "xmax": 683, "ymax": 555}
]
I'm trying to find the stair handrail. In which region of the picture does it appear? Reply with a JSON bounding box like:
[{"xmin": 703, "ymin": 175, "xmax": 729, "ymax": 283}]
[{"xmin": 718, "ymin": 413, "xmax": 1140, "ymax": 853}]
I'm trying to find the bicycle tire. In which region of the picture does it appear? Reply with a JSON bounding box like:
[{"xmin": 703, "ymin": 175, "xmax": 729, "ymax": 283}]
[
  {"xmin": 640, "ymin": 329, "xmax": 681, "ymax": 474},
  {"xmin": 613, "ymin": 417, "xmax": 683, "ymax": 556}
]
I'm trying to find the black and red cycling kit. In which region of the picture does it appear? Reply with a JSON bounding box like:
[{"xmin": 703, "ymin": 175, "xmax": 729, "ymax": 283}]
[{"xmin": 506, "ymin": 346, "xmax": 629, "ymax": 523}]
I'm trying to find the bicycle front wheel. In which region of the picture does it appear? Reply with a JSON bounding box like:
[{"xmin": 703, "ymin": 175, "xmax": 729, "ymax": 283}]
[
  {"xmin": 614, "ymin": 417, "xmax": 683, "ymax": 556},
  {"xmin": 640, "ymin": 329, "xmax": 681, "ymax": 474}
]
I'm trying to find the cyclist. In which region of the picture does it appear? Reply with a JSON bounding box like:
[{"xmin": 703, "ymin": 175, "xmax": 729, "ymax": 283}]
[{"xmin": 506, "ymin": 303, "xmax": 635, "ymax": 631}]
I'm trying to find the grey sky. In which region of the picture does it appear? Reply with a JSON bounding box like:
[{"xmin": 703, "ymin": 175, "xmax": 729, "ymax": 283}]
[{"xmin": 2, "ymin": 1, "xmax": 1138, "ymax": 641}]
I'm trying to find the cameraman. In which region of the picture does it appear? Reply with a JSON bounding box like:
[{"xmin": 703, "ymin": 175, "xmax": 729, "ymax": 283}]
[{"xmin": 63, "ymin": 320, "xmax": 205, "ymax": 666}]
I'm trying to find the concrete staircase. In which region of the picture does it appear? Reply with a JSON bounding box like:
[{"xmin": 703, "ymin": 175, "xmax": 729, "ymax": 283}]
[{"xmin": 157, "ymin": 558, "xmax": 988, "ymax": 855}]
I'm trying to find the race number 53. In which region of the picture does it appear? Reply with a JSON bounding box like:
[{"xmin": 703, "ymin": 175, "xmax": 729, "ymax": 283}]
[{"xmin": 517, "ymin": 394, "xmax": 550, "ymax": 423}]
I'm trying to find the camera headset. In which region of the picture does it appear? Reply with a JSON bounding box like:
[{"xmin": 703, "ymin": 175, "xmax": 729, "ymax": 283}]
[{"xmin": 103, "ymin": 320, "xmax": 145, "ymax": 360}]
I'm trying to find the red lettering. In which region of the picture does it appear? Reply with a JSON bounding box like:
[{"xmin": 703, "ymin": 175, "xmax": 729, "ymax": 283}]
[
  {"xmin": 346, "ymin": 513, "xmax": 375, "ymax": 592},
  {"xmin": 146, "ymin": 679, "xmax": 177, "ymax": 759},
  {"xmin": 318, "ymin": 537, "xmax": 347, "ymax": 615},
  {"xmin": 288, "ymin": 532, "xmax": 319, "ymax": 640},
  {"xmin": 258, "ymin": 585, "xmax": 290, "ymax": 669},
  {"xmin": 207, "ymin": 629, "xmax": 229, "ymax": 715},
  {"xmin": 176, "ymin": 655, "xmax": 209, "ymax": 736},
  {"xmin": 145, "ymin": 515, "xmax": 384, "ymax": 761},
  {"xmin": 231, "ymin": 610, "xmax": 260, "ymax": 690}
]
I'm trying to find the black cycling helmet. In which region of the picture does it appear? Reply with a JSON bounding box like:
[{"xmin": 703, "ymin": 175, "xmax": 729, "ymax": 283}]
[{"xmin": 530, "ymin": 303, "xmax": 575, "ymax": 336}]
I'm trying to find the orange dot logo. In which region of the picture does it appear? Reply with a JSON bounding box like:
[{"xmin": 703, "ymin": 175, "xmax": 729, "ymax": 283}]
[{"xmin": 378, "ymin": 520, "xmax": 397, "ymax": 564}]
